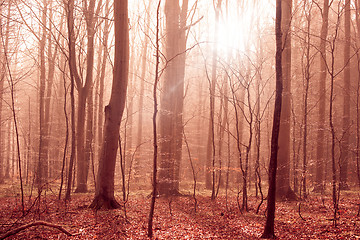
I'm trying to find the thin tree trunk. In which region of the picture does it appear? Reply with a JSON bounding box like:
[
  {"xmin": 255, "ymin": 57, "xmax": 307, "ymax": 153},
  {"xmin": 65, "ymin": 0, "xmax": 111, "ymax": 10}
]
[
  {"xmin": 206, "ymin": 0, "xmax": 221, "ymax": 192},
  {"xmin": 37, "ymin": 0, "xmax": 48, "ymax": 187},
  {"xmin": 75, "ymin": 0, "xmax": 98, "ymax": 193},
  {"xmin": 135, "ymin": 0, "xmax": 152, "ymax": 182},
  {"xmin": 314, "ymin": 0, "xmax": 329, "ymax": 193},
  {"xmin": 302, "ymin": 1, "xmax": 312, "ymax": 199},
  {"xmin": 65, "ymin": 0, "xmax": 78, "ymax": 200},
  {"xmin": 97, "ymin": 0, "xmax": 110, "ymax": 161},
  {"xmin": 261, "ymin": 0, "xmax": 282, "ymax": 237},
  {"xmin": 148, "ymin": 3, "xmax": 161, "ymax": 236},
  {"xmin": 0, "ymin": 1, "xmax": 11, "ymax": 184},
  {"xmin": 340, "ymin": 0, "xmax": 351, "ymax": 190}
]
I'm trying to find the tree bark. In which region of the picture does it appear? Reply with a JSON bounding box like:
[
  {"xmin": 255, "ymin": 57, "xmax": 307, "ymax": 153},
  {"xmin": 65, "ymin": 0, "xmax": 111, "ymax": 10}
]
[
  {"xmin": 90, "ymin": 0, "xmax": 128, "ymax": 209},
  {"xmin": 75, "ymin": 0, "xmax": 98, "ymax": 193},
  {"xmin": 158, "ymin": 0, "xmax": 188, "ymax": 196},
  {"xmin": 261, "ymin": 0, "xmax": 282, "ymax": 237},
  {"xmin": 0, "ymin": 2, "xmax": 11, "ymax": 184},
  {"xmin": 314, "ymin": 0, "xmax": 329, "ymax": 193},
  {"xmin": 37, "ymin": 0, "xmax": 48, "ymax": 186},
  {"xmin": 65, "ymin": 0, "xmax": 78, "ymax": 200},
  {"xmin": 206, "ymin": 0, "xmax": 221, "ymax": 191},
  {"xmin": 340, "ymin": 0, "xmax": 351, "ymax": 190},
  {"xmin": 276, "ymin": 0, "xmax": 295, "ymax": 200},
  {"xmin": 147, "ymin": 3, "xmax": 161, "ymax": 237}
]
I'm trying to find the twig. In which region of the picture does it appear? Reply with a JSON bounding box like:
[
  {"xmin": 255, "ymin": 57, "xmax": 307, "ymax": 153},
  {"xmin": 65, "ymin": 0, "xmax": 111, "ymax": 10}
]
[
  {"xmin": 0, "ymin": 221, "xmax": 79, "ymax": 239},
  {"xmin": 298, "ymin": 202, "xmax": 306, "ymax": 221}
]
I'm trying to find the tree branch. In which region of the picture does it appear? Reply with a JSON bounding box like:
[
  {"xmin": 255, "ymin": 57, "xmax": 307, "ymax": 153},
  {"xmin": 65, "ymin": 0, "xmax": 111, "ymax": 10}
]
[{"xmin": 0, "ymin": 221, "xmax": 79, "ymax": 239}]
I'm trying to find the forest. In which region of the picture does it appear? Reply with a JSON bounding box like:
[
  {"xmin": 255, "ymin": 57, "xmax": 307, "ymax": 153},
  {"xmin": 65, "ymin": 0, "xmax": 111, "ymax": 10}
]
[{"xmin": 0, "ymin": 0, "xmax": 359, "ymax": 239}]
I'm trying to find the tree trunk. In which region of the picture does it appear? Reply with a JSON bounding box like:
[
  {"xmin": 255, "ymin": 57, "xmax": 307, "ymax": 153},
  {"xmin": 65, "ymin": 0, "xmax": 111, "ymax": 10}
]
[
  {"xmin": 276, "ymin": 0, "xmax": 295, "ymax": 200},
  {"xmin": 96, "ymin": 0, "xmax": 110, "ymax": 162},
  {"xmin": 314, "ymin": 0, "xmax": 329, "ymax": 193},
  {"xmin": 90, "ymin": 0, "xmax": 128, "ymax": 209},
  {"xmin": 340, "ymin": 0, "xmax": 351, "ymax": 190},
  {"xmin": 37, "ymin": 0, "xmax": 48, "ymax": 186},
  {"xmin": 44, "ymin": 5, "xmax": 59, "ymax": 179},
  {"xmin": 147, "ymin": 3, "xmax": 161, "ymax": 237},
  {"xmin": 206, "ymin": 0, "xmax": 221, "ymax": 191},
  {"xmin": 261, "ymin": 0, "xmax": 282, "ymax": 237},
  {"xmin": 135, "ymin": 0, "xmax": 153, "ymax": 182},
  {"xmin": 0, "ymin": 2, "xmax": 11, "ymax": 183},
  {"xmin": 158, "ymin": 0, "xmax": 188, "ymax": 196},
  {"xmin": 75, "ymin": 0, "xmax": 97, "ymax": 193},
  {"xmin": 302, "ymin": 0, "xmax": 312, "ymax": 199},
  {"xmin": 65, "ymin": 0, "xmax": 79, "ymax": 200}
]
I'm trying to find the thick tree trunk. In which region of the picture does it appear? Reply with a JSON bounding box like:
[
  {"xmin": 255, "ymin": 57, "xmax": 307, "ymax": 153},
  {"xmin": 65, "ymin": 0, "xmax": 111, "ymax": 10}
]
[
  {"xmin": 90, "ymin": 0, "xmax": 128, "ymax": 209},
  {"xmin": 276, "ymin": 0, "xmax": 295, "ymax": 200},
  {"xmin": 158, "ymin": 0, "xmax": 188, "ymax": 196}
]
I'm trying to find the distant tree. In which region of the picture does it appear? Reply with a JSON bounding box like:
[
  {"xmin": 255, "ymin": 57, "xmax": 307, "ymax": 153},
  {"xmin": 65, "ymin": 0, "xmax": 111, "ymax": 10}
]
[
  {"xmin": 134, "ymin": 0, "xmax": 153, "ymax": 182},
  {"xmin": 301, "ymin": 0, "xmax": 314, "ymax": 199},
  {"xmin": 0, "ymin": 1, "xmax": 11, "ymax": 184},
  {"xmin": 65, "ymin": 0, "xmax": 78, "ymax": 201},
  {"xmin": 37, "ymin": 0, "xmax": 48, "ymax": 186},
  {"xmin": 314, "ymin": 0, "xmax": 330, "ymax": 193},
  {"xmin": 95, "ymin": 0, "xmax": 110, "ymax": 163},
  {"xmin": 89, "ymin": 0, "xmax": 129, "ymax": 209},
  {"xmin": 205, "ymin": 0, "xmax": 221, "ymax": 194},
  {"xmin": 355, "ymin": 0, "xmax": 360, "ymax": 216},
  {"xmin": 340, "ymin": 0, "xmax": 351, "ymax": 190},
  {"xmin": 261, "ymin": 0, "xmax": 282, "ymax": 237},
  {"xmin": 75, "ymin": 0, "xmax": 101, "ymax": 193}
]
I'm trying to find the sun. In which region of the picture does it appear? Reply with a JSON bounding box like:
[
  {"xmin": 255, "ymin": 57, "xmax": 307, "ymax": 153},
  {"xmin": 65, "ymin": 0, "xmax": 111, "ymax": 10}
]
[{"xmin": 215, "ymin": 1, "xmax": 273, "ymax": 55}]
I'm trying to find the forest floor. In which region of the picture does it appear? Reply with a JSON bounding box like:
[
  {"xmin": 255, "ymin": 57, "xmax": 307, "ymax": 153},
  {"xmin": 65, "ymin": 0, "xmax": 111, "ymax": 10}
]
[{"xmin": 0, "ymin": 187, "xmax": 359, "ymax": 239}]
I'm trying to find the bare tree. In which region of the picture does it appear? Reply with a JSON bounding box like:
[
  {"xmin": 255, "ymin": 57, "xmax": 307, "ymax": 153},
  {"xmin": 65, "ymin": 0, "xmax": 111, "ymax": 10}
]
[
  {"xmin": 148, "ymin": 2, "xmax": 161, "ymax": 237},
  {"xmin": 314, "ymin": 0, "xmax": 329, "ymax": 194},
  {"xmin": 75, "ymin": 0, "xmax": 101, "ymax": 193},
  {"xmin": 205, "ymin": 0, "xmax": 221, "ymax": 196},
  {"xmin": 261, "ymin": 0, "xmax": 282, "ymax": 237},
  {"xmin": 339, "ymin": 0, "xmax": 351, "ymax": 190},
  {"xmin": 276, "ymin": 0, "xmax": 296, "ymax": 200},
  {"xmin": 158, "ymin": 0, "xmax": 189, "ymax": 196},
  {"xmin": 89, "ymin": 0, "xmax": 129, "ymax": 209}
]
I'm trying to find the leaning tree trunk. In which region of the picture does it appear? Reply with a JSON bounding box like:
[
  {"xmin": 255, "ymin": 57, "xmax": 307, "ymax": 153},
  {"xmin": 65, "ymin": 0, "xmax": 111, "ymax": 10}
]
[
  {"xmin": 261, "ymin": 0, "xmax": 282, "ymax": 237},
  {"xmin": 89, "ymin": 0, "xmax": 129, "ymax": 210}
]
